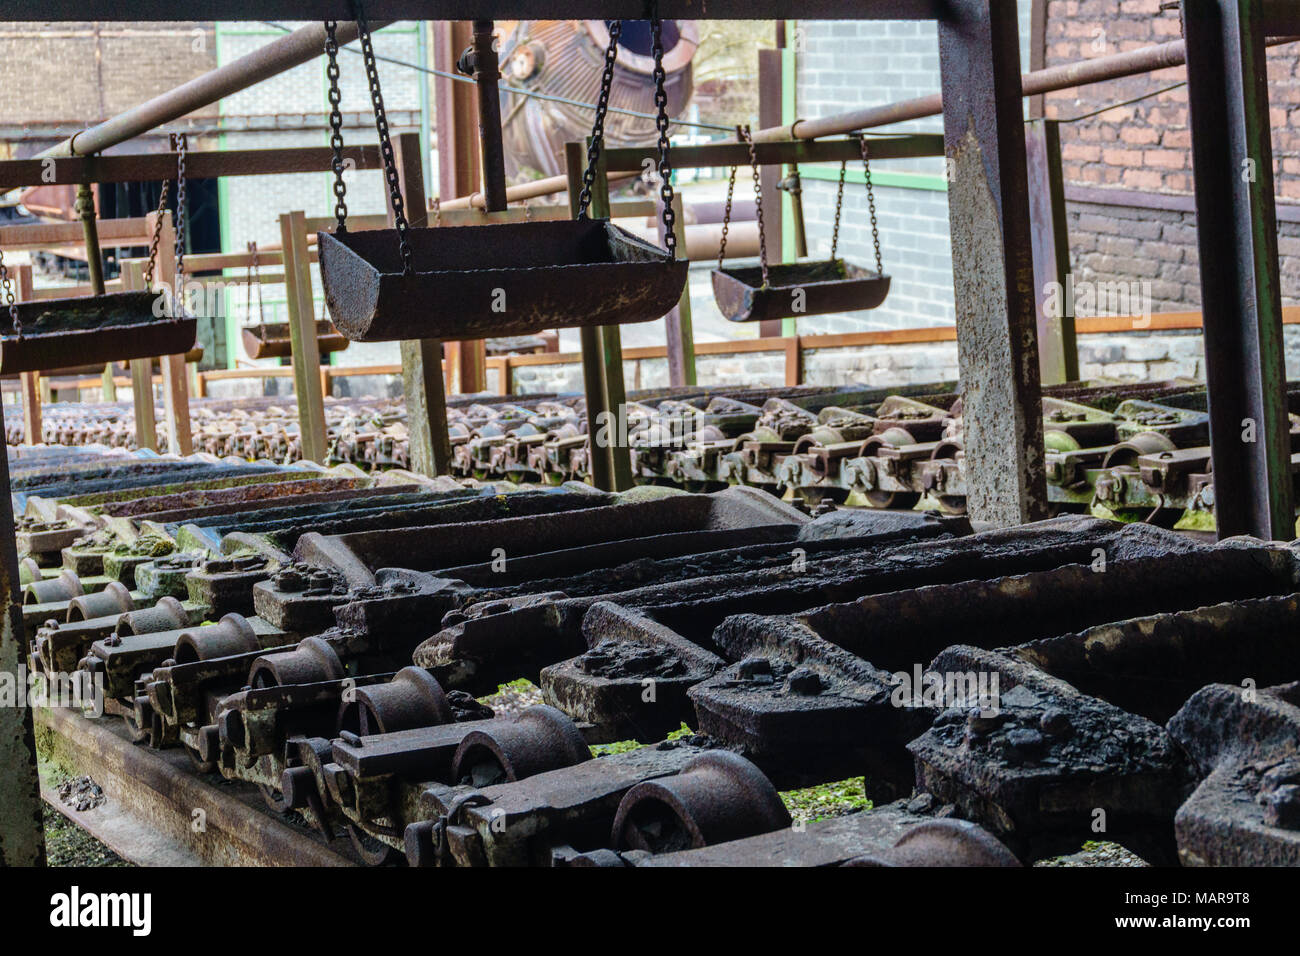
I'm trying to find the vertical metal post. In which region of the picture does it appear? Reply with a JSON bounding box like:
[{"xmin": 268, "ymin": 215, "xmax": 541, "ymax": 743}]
[
  {"xmin": 471, "ymin": 20, "xmax": 508, "ymax": 214},
  {"xmin": 566, "ymin": 140, "xmax": 615, "ymax": 492},
  {"xmin": 393, "ymin": 131, "xmax": 453, "ymax": 476},
  {"xmin": 434, "ymin": 20, "xmax": 486, "ymax": 395},
  {"xmin": 76, "ymin": 182, "xmax": 117, "ymax": 401},
  {"xmin": 14, "ymin": 266, "xmax": 41, "ymax": 446},
  {"xmin": 937, "ymin": 0, "xmax": 1049, "ymax": 527},
  {"xmin": 1026, "ymin": 119, "xmax": 1078, "ymax": 385},
  {"xmin": 1183, "ymin": 0, "xmax": 1293, "ymax": 540},
  {"xmin": 585, "ymin": 141, "xmax": 633, "ymax": 492},
  {"xmin": 278, "ymin": 210, "xmax": 327, "ymax": 463},
  {"xmin": 0, "ymin": 327, "xmax": 45, "ymax": 864},
  {"xmin": 658, "ymin": 191, "xmax": 696, "ymax": 387},
  {"xmin": 121, "ymin": 260, "xmax": 158, "ymax": 452},
  {"xmin": 757, "ymin": 46, "xmax": 786, "ymax": 340},
  {"xmin": 152, "ymin": 210, "xmax": 192, "ymax": 456}
]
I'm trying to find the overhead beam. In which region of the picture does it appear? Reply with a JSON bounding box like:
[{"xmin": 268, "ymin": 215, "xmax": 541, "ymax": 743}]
[
  {"xmin": 5, "ymin": 3, "xmax": 943, "ymax": 21},
  {"xmin": 0, "ymin": 145, "xmax": 384, "ymax": 192}
]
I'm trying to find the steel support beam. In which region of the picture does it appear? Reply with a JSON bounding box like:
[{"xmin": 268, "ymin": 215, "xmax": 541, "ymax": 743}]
[
  {"xmin": 279, "ymin": 210, "xmax": 328, "ymax": 464},
  {"xmin": 6, "ymin": 3, "xmax": 945, "ymax": 21},
  {"xmin": 1026, "ymin": 119, "xmax": 1077, "ymax": 385},
  {"xmin": 0, "ymin": 334, "xmax": 44, "ymax": 862},
  {"xmin": 1183, "ymin": 0, "xmax": 1294, "ymax": 540},
  {"xmin": 434, "ymin": 20, "xmax": 487, "ymax": 395},
  {"xmin": 122, "ymin": 261, "xmax": 160, "ymax": 452},
  {"xmin": 393, "ymin": 132, "xmax": 453, "ymax": 476},
  {"xmin": 938, "ymin": 0, "xmax": 1048, "ymax": 527}
]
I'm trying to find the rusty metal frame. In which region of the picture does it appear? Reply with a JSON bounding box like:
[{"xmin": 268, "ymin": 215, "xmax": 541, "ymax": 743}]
[{"xmin": 1183, "ymin": 0, "xmax": 1295, "ymax": 540}]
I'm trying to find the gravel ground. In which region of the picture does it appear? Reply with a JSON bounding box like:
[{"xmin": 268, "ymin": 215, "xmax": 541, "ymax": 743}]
[
  {"xmin": 1036, "ymin": 842, "xmax": 1148, "ymax": 867},
  {"xmin": 479, "ymin": 678, "xmax": 545, "ymax": 715},
  {"xmin": 42, "ymin": 803, "xmax": 131, "ymax": 867}
]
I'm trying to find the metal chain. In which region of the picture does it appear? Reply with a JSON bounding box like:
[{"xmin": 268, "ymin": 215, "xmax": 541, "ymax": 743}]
[
  {"xmin": 354, "ymin": 0, "xmax": 413, "ymax": 275},
  {"xmin": 324, "ymin": 20, "xmax": 349, "ymax": 233},
  {"xmin": 741, "ymin": 125, "xmax": 769, "ymax": 288},
  {"xmin": 172, "ymin": 132, "xmax": 188, "ymax": 288},
  {"xmin": 650, "ymin": 7, "xmax": 677, "ymax": 258},
  {"xmin": 143, "ymin": 180, "xmax": 170, "ymax": 290},
  {"xmin": 717, "ymin": 163, "xmax": 737, "ymax": 272},
  {"xmin": 246, "ymin": 240, "xmax": 264, "ymax": 324},
  {"xmin": 858, "ymin": 134, "xmax": 883, "ymax": 275},
  {"xmin": 0, "ymin": 247, "xmax": 19, "ymax": 336},
  {"xmin": 830, "ymin": 160, "xmax": 846, "ymax": 260},
  {"xmin": 577, "ymin": 19, "xmax": 621, "ymax": 220}
]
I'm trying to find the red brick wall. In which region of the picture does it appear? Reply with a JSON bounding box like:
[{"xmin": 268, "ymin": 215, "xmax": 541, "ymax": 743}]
[{"xmin": 1043, "ymin": 0, "xmax": 1300, "ymax": 308}]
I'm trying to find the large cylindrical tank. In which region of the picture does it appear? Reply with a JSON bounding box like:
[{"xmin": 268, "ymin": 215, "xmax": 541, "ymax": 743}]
[{"xmin": 497, "ymin": 19, "xmax": 699, "ymax": 180}]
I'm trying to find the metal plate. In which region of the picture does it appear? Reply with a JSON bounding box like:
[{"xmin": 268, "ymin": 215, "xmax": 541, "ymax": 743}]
[
  {"xmin": 1, "ymin": 291, "xmax": 197, "ymax": 374},
  {"xmin": 319, "ymin": 218, "xmax": 688, "ymax": 342},
  {"xmin": 711, "ymin": 258, "xmax": 890, "ymax": 324}
]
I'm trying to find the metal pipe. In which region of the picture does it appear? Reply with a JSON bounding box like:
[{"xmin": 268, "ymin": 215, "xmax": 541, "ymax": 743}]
[
  {"xmin": 440, "ymin": 168, "xmax": 641, "ymax": 211},
  {"xmin": 40, "ymin": 21, "xmax": 389, "ymax": 158},
  {"xmin": 76, "ymin": 183, "xmax": 105, "ymax": 295},
  {"xmin": 754, "ymin": 34, "xmax": 1300, "ymax": 142},
  {"xmin": 470, "ymin": 19, "xmax": 508, "ymax": 213}
]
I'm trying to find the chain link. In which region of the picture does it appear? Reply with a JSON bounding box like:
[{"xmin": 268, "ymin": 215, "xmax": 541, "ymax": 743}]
[
  {"xmin": 354, "ymin": 0, "xmax": 413, "ymax": 275},
  {"xmin": 577, "ymin": 19, "xmax": 621, "ymax": 220},
  {"xmin": 172, "ymin": 132, "xmax": 188, "ymax": 291},
  {"xmin": 0, "ymin": 246, "xmax": 19, "ymax": 337},
  {"xmin": 741, "ymin": 125, "xmax": 769, "ymax": 289},
  {"xmin": 142, "ymin": 180, "xmax": 170, "ymax": 290},
  {"xmin": 857, "ymin": 135, "xmax": 883, "ymax": 276},
  {"xmin": 717, "ymin": 163, "xmax": 737, "ymax": 272},
  {"xmin": 246, "ymin": 240, "xmax": 264, "ymax": 325},
  {"xmin": 324, "ymin": 20, "xmax": 349, "ymax": 233},
  {"xmin": 830, "ymin": 160, "xmax": 846, "ymax": 260},
  {"xmin": 650, "ymin": 7, "xmax": 677, "ymax": 258}
]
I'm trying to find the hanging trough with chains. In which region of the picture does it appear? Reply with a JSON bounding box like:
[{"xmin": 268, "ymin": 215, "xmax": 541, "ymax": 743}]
[
  {"xmin": 711, "ymin": 132, "xmax": 891, "ymax": 324},
  {"xmin": 0, "ymin": 138, "xmax": 195, "ymax": 375},
  {"xmin": 316, "ymin": 5, "xmax": 688, "ymax": 343}
]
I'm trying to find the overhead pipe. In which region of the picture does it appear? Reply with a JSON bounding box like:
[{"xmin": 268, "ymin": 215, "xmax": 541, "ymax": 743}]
[
  {"xmin": 40, "ymin": 20, "xmax": 391, "ymax": 159},
  {"xmin": 753, "ymin": 35, "xmax": 1300, "ymax": 143}
]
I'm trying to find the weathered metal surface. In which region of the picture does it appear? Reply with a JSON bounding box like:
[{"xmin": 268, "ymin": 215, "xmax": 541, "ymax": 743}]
[
  {"xmin": 0, "ymin": 292, "xmax": 196, "ymax": 375},
  {"xmin": 242, "ymin": 320, "xmax": 349, "ymax": 360},
  {"xmin": 909, "ymin": 645, "xmax": 1194, "ymax": 864},
  {"xmin": 938, "ymin": 0, "xmax": 1048, "ymax": 528},
  {"xmin": 1168, "ymin": 681, "xmax": 1300, "ymax": 866},
  {"xmin": 712, "ymin": 260, "xmax": 890, "ymax": 324},
  {"xmin": 318, "ymin": 219, "xmax": 689, "ymax": 342},
  {"xmin": 611, "ymin": 750, "xmax": 790, "ymax": 852},
  {"xmin": 540, "ymin": 601, "xmax": 724, "ymax": 743},
  {"xmin": 1183, "ymin": 0, "xmax": 1294, "ymax": 540}
]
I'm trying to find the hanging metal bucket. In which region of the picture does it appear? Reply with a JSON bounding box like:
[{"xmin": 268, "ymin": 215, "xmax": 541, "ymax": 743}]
[
  {"xmin": 712, "ymin": 258, "xmax": 890, "ymax": 324},
  {"xmin": 0, "ymin": 291, "xmax": 197, "ymax": 375},
  {"xmin": 242, "ymin": 320, "xmax": 350, "ymax": 361},
  {"xmin": 318, "ymin": 218, "xmax": 688, "ymax": 342}
]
